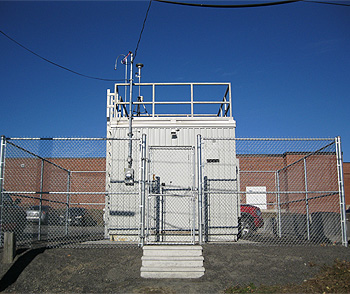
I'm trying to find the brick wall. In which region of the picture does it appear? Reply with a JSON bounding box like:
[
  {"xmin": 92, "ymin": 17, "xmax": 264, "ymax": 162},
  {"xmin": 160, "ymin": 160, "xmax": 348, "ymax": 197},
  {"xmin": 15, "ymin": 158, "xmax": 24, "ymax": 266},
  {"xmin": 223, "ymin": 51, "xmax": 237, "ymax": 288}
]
[
  {"xmin": 4, "ymin": 154, "xmax": 343, "ymax": 212},
  {"xmin": 4, "ymin": 157, "xmax": 106, "ymax": 209},
  {"xmin": 238, "ymin": 153, "xmax": 339, "ymax": 213}
]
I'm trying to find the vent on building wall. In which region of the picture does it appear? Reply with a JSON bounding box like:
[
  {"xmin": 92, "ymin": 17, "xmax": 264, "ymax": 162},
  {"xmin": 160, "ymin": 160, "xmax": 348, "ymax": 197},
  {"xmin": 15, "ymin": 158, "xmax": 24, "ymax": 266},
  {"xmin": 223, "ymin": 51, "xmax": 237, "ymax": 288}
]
[{"xmin": 207, "ymin": 159, "xmax": 220, "ymax": 163}]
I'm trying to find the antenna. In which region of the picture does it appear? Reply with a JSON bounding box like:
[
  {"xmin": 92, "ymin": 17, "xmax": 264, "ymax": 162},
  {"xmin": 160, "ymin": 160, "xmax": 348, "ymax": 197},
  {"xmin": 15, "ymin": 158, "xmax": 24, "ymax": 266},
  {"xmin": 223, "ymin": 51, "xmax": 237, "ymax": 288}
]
[
  {"xmin": 136, "ymin": 63, "xmax": 144, "ymax": 97},
  {"xmin": 135, "ymin": 63, "xmax": 144, "ymax": 116},
  {"xmin": 114, "ymin": 54, "xmax": 128, "ymax": 101},
  {"xmin": 114, "ymin": 54, "xmax": 126, "ymax": 70}
]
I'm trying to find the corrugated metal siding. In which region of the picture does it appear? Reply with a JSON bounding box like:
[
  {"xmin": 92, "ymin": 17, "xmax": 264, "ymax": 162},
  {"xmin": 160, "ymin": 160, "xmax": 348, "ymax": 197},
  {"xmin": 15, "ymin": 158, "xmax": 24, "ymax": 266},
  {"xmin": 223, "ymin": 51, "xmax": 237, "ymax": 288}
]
[
  {"xmin": 106, "ymin": 117, "xmax": 238, "ymax": 243},
  {"xmin": 108, "ymin": 127, "xmax": 235, "ymax": 147}
]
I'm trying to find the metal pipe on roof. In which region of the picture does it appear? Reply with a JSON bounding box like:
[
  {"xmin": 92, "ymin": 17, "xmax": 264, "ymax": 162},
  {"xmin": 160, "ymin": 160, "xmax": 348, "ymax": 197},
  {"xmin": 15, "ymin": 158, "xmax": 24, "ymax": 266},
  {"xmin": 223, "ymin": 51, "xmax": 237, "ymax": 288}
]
[{"xmin": 128, "ymin": 53, "xmax": 134, "ymax": 168}]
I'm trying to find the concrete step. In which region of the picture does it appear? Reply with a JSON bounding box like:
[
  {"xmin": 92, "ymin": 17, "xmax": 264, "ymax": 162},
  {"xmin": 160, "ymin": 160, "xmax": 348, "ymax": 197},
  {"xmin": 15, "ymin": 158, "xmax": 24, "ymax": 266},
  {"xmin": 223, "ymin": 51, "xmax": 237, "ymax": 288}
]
[
  {"xmin": 141, "ymin": 265, "xmax": 205, "ymax": 279},
  {"xmin": 141, "ymin": 266, "xmax": 205, "ymax": 272},
  {"xmin": 142, "ymin": 256, "xmax": 204, "ymax": 267},
  {"xmin": 142, "ymin": 245, "xmax": 203, "ymax": 257},
  {"xmin": 141, "ymin": 245, "xmax": 205, "ymax": 279},
  {"xmin": 141, "ymin": 270, "xmax": 205, "ymax": 279}
]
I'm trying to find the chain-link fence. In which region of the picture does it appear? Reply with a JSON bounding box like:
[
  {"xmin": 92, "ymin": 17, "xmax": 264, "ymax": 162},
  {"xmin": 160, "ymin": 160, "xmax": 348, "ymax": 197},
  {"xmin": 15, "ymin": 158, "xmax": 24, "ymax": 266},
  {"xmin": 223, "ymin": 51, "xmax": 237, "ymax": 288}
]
[
  {"xmin": 232, "ymin": 138, "xmax": 346, "ymax": 245},
  {"xmin": 0, "ymin": 136, "xmax": 347, "ymax": 248},
  {"xmin": 0, "ymin": 138, "xmax": 107, "ymax": 248}
]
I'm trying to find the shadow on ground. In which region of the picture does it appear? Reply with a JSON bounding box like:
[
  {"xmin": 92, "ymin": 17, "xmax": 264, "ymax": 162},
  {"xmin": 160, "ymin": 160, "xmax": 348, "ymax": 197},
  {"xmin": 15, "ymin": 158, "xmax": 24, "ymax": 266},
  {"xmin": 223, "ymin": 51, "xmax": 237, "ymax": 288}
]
[{"xmin": 0, "ymin": 247, "xmax": 46, "ymax": 292}]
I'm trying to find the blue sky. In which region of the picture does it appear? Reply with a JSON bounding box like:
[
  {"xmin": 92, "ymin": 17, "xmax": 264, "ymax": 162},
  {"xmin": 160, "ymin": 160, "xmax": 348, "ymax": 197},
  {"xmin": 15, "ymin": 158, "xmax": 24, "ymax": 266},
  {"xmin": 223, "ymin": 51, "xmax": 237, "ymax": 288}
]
[{"xmin": 1, "ymin": 1, "xmax": 349, "ymax": 160}]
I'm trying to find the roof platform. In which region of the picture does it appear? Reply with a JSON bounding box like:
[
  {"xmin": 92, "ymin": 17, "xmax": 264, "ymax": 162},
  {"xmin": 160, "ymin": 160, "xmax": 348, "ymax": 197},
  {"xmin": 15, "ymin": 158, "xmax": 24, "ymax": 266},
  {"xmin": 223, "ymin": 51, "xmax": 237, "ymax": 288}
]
[{"xmin": 107, "ymin": 82, "xmax": 233, "ymax": 121}]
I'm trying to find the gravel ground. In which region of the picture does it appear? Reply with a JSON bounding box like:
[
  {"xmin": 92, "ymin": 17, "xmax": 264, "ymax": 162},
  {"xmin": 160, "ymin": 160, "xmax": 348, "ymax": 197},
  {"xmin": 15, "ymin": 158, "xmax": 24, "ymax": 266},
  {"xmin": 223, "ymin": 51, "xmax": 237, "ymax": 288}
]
[{"xmin": 1, "ymin": 243, "xmax": 350, "ymax": 293}]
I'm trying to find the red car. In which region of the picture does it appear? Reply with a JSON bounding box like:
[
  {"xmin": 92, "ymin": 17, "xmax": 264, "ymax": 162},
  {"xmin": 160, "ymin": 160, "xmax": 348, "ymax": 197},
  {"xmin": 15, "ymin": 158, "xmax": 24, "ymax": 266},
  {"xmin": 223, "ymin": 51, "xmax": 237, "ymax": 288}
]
[{"xmin": 239, "ymin": 204, "xmax": 264, "ymax": 237}]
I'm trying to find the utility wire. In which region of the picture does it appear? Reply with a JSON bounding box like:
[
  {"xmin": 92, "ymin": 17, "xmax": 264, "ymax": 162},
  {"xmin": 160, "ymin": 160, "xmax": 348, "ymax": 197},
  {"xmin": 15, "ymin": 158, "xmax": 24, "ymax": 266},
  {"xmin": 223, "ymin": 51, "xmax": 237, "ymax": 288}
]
[
  {"xmin": 303, "ymin": 0, "xmax": 350, "ymax": 6},
  {"xmin": 154, "ymin": 0, "xmax": 350, "ymax": 7},
  {"xmin": 154, "ymin": 0, "xmax": 302, "ymax": 8},
  {"xmin": 0, "ymin": 30, "xmax": 125, "ymax": 82},
  {"xmin": 134, "ymin": 0, "xmax": 153, "ymax": 60},
  {"xmin": 2, "ymin": 0, "xmax": 347, "ymax": 83}
]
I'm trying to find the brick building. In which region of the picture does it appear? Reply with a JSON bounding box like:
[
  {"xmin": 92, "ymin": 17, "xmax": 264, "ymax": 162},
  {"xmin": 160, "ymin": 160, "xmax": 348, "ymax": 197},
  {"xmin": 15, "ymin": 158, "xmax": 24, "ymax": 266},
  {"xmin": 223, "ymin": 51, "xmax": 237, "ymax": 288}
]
[{"xmin": 4, "ymin": 154, "xmax": 346, "ymax": 213}]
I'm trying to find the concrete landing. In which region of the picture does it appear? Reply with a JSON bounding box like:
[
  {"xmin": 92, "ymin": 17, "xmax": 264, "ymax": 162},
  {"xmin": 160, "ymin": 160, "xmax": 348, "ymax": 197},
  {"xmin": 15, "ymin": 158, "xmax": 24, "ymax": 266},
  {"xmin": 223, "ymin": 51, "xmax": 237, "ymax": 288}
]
[{"xmin": 140, "ymin": 245, "xmax": 205, "ymax": 278}]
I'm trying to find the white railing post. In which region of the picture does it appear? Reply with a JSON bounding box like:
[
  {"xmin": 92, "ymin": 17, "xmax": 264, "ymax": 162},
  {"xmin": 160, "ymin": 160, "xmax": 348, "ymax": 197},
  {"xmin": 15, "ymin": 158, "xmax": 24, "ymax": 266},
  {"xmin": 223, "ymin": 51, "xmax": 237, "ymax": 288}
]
[{"xmin": 191, "ymin": 83, "xmax": 194, "ymax": 117}]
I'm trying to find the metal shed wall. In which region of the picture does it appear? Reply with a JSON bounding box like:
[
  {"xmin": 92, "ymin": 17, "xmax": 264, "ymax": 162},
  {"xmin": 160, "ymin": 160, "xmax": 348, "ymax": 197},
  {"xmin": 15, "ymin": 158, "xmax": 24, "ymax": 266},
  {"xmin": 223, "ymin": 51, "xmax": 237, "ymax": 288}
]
[
  {"xmin": 108, "ymin": 117, "xmax": 236, "ymax": 144},
  {"xmin": 106, "ymin": 116, "xmax": 239, "ymax": 243}
]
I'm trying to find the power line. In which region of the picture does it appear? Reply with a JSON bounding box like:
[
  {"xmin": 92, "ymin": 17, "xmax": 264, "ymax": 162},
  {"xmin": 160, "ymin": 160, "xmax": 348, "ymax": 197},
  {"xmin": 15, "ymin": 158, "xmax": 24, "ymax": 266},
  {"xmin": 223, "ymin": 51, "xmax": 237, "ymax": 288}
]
[
  {"xmin": 154, "ymin": 0, "xmax": 350, "ymax": 8},
  {"xmin": 154, "ymin": 0, "xmax": 302, "ymax": 8},
  {"xmin": 2, "ymin": 0, "xmax": 347, "ymax": 83},
  {"xmin": 134, "ymin": 0, "xmax": 153, "ymax": 60},
  {"xmin": 303, "ymin": 0, "xmax": 350, "ymax": 6},
  {"xmin": 0, "ymin": 30, "xmax": 124, "ymax": 82}
]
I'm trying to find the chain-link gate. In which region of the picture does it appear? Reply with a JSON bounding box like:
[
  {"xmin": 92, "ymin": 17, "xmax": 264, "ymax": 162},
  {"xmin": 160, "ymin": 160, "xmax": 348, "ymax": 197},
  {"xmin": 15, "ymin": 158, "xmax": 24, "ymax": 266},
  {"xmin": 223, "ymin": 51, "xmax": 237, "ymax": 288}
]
[
  {"xmin": 105, "ymin": 137, "xmax": 142, "ymax": 243},
  {"xmin": 198, "ymin": 137, "xmax": 240, "ymax": 243},
  {"xmin": 145, "ymin": 146, "xmax": 196, "ymax": 244}
]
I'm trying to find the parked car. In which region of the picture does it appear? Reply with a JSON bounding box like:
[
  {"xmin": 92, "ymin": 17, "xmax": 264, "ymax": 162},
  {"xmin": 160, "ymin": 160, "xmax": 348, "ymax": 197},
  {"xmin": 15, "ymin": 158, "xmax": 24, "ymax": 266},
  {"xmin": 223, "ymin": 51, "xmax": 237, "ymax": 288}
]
[
  {"xmin": 59, "ymin": 207, "xmax": 96, "ymax": 226},
  {"xmin": 239, "ymin": 204, "xmax": 264, "ymax": 238},
  {"xmin": 26, "ymin": 205, "xmax": 52, "ymax": 224},
  {"xmin": 0, "ymin": 193, "xmax": 26, "ymax": 235}
]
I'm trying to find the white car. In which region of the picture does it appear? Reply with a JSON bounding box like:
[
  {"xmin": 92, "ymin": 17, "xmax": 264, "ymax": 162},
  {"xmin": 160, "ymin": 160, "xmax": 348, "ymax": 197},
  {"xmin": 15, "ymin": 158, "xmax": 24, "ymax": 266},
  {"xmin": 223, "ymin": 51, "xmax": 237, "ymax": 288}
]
[{"xmin": 26, "ymin": 205, "xmax": 51, "ymax": 224}]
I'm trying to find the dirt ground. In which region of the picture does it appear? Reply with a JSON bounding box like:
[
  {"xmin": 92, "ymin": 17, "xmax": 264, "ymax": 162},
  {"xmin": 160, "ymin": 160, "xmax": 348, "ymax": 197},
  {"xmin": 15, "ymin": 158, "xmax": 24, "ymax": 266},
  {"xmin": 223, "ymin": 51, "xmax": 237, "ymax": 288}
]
[{"xmin": 1, "ymin": 243, "xmax": 349, "ymax": 293}]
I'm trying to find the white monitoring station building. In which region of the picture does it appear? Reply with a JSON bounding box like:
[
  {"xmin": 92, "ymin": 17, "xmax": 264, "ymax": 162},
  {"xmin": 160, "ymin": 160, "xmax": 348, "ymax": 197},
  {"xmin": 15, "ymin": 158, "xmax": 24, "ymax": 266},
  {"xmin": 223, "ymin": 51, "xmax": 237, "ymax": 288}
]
[{"xmin": 105, "ymin": 59, "xmax": 239, "ymax": 245}]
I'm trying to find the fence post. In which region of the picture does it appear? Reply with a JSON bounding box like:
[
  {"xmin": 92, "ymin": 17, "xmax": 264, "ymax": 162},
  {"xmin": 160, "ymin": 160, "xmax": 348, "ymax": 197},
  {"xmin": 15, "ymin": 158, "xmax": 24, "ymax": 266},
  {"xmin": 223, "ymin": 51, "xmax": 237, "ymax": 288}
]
[
  {"xmin": 197, "ymin": 134, "xmax": 203, "ymax": 244},
  {"xmin": 203, "ymin": 176, "xmax": 209, "ymax": 242},
  {"xmin": 276, "ymin": 171, "xmax": 282, "ymax": 238},
  {"xmin": 0, "ymin": 135, "xmax": 6, "ymax": 246},
  {"xmin": 335, "ymin": 136, "xmax": 348, "ymax": 247},
  {"xmin": 3, "ymin": 232, "xmax": 16, "ymax": 264},
  {"xmin": 38, "ymin": 159, "xmax": 44, "ymax": 241},
  {"xmin": 192, "ymin": 147, "xmax": 196, "ymax": 244},
  {"xmin": 65, "ymin": 171, "xmax": 71, "ymax": 236},
  {"xmin": 303, "ymin": 158, "xmax": 310, "ymax": 240},
  {"xmin": 139, "ymin": 134, "xmax": 147, "ymax": 247},
  {"xmin": 145, "ymin": 146, "xmax": 152, "ymax": 243}
]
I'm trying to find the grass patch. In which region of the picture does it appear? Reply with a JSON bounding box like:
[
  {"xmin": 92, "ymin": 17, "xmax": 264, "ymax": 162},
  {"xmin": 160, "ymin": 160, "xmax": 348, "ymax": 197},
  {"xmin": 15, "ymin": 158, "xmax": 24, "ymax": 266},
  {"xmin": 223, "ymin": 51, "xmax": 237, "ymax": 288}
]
[{"xmin": 225, "ymin": 259, "xmax": 350, "ymax": 293}]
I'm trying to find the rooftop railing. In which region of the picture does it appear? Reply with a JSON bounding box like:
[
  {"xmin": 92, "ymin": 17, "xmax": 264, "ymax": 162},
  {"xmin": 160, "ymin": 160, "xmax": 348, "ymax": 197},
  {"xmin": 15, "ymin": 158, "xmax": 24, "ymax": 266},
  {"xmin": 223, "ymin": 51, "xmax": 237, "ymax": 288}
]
[{"xmin": 107, "ymin": 82, "xmax": 232, "ymax": 120}]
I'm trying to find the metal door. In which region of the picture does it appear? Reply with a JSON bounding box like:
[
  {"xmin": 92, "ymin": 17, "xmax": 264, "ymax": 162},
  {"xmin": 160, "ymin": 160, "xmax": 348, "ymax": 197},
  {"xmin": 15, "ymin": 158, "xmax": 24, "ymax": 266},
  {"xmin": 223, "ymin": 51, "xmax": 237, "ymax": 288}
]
[{"xmin": 146, "ymin": 146, "xmax": 196, "ymax": 244}]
